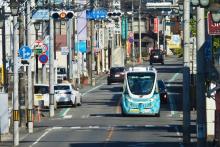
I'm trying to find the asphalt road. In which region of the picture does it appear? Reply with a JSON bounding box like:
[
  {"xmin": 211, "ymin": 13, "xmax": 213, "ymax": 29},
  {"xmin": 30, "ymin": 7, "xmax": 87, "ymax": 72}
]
[{"xmin": 16, "ymin": 56, "xmax": 197, "ymax": 147}]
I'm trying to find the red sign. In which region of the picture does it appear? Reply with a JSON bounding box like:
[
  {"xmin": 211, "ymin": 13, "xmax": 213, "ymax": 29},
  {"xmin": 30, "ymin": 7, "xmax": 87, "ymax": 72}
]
[
  {"xmin": 154, "ymin": 17, "xmax": 158, "ymax": 33},
  {"xmin": 208, "ymin": 12, "xmax": 220, "ymax": 35}
]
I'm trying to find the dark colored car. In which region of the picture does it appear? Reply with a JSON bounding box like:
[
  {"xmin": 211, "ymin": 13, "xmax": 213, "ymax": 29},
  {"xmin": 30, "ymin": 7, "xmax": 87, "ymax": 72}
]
[
  {"xmin": 107, "ymin": 67, "xmax": 125, "ymax": 85},
  {"xmin": 158, "ymin": 80, "xmax": 168, "ymax": 104},
  {"xmin": 150, "ymin": 49, "xmax": 164, "ymax": 65}
]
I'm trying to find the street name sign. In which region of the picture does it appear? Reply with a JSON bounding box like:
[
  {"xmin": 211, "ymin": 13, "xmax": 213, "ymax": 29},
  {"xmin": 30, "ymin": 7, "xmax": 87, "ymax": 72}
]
[{"xmin": 32, "ymin": 9, "xmax": 49, "ymax": 20}]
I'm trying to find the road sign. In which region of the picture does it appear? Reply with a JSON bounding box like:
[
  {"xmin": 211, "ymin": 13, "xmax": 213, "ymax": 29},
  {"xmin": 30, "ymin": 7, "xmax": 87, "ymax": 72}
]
[
  {"xmin": 208, "ymin": 12, "xmax": 220, "ymax": 35},
  {"xmin": 32, "ymin": 9, "xmax": 49, "ymax": 20},
  {"xmin": 34, "ymin": 48, "xmax": 42, "ymax": 55},
  {"xmin": 38, "ymin": 54, "xmax": 48, "ymax": 64},
  {"xmin": 61, "ymin": 46, "xmax": 69, "ymax": 55},
  {"xmin": 18, "ymin": 46, "xmax": 32, "ymax": 60},
  {"xmin": 128, "ymin": 37, "xmax": 134, "ymax": 43}
]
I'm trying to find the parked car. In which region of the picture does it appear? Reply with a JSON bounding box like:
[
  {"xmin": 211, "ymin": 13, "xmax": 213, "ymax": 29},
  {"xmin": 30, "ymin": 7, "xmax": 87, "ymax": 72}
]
[
  {"xmin": 107, "ymin": 67, "xmax": 125, "ymax": 85},
  {"xmin": 34, "ymin": 84, "xmax": 49, "ymax": 108},
  {"xmin": 158, "ymin": 80, "xmax": 168, "ymax": 104},
  {"xmin": 54, "ymin": 83, "xmax": 82, "ymax": 107},
  {"xmin": 150, "ymin": 49, "xmax": 164, "ymax": 65}
]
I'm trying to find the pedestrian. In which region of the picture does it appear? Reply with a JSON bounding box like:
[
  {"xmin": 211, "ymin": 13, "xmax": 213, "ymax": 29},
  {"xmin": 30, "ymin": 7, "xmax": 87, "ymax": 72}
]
[{"xmin": 62, "ymin": 77, "xmax": 69, "ymax": 83}]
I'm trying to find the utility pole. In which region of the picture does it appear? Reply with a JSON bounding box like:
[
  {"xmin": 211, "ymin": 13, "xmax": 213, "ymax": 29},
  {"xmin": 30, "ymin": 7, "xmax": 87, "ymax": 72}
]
[
  {"xmin": 13, "ymin": 15, "xmax": 19, "ymax": 146},
  {"xmin": 26, "ymin": 0, "xmax": 33, "ymax": 133},
  {"xmin": 196, "ymin": 6, "xmax": 206, "ymax": 147},
  {"xmin": 1, "ymin": 6, "xmax": 7, "ymax": 92},
  {"xmin": 138, "ymin": 0, "xmax": 142, "ymax": 63},
  {"xmin": 183, "ymin": 0, "xmax": 191, "ymax": 145},
  {"xmin": 90, "ymin": 19, "xmax": 95, "ymax": 86},
  {"xmin": 49, "ymin": 0, "xmax": 55, "ymax": 116},
  {"xmin": 131, "ymin": 0, "xmax": 135, "ymax": 65}
]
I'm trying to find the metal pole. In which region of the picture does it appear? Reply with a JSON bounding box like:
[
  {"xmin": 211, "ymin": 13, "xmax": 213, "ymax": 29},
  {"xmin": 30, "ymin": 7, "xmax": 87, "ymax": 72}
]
[
  {"xmin": 67, "ymin": 18, "xmax": 73, "ymax": 81},
  {"xmin": 49, "ymin": 0, "xmax": 55, "ymax": 116},
  {"xmin": 183, "ymin": 0, "xmax": 191, "ymax": 144},
  {"xmin": 132, "ymin": 0, "xmax": 135, "ymax": 65},
  {"xmin": 196, "ymin": 6, "xmax": 206, "ymax": 147},
  {"xmin": 138, "ymin": 0, "xmax": 142, "ymax": 63},
  {"xmin": 1, "ymin": 6, "xmax": 7, "ymax": 92},
  {"xmin": 157, "ymin": 16, "xmax": 160, "ymax": 49},
  {"xmin": 13, "ymin": 15, "xmax": 19, "ymax": 146},
  {"xmin": 91, "ymin": 20, "xmax": 95, "ymax": 86},
  {"xmin": 42, "ymin": 21, "xmax": 47, "ymax": 84},
  {"xmin": 26, "ymin": 0, "xmax": 33, "ymax": 133},
  {"xmin": 35, "ymin": 29, "xmax": 39, "ymax": 84}
]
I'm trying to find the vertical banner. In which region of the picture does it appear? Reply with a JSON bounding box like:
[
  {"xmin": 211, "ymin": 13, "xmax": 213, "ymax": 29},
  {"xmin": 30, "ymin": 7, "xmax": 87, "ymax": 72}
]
[
  {"xmin": 99, "ymin": 28, "xmax": 104, "ymax": 49},
  {"xmin": 114, "ymin": 19, "xmax": 121, "ymax": 34},
  {"xmin": 154, "ymin": 17, "xmax": 158, "ymax": 33},
  {"xmin": 121, "ymin": 16, "xmax": 128, "ymax": 40}
]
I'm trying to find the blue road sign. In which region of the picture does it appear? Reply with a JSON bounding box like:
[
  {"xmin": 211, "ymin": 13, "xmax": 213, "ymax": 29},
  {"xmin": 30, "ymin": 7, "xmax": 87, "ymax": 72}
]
[
  {"xmin": 86, "ymin": 9, "xmax": 107, "ymax": 20},
  {"xmin": 39, "ymin": 54, "xmax": 48, "ymax": 64},
  {"xmin": 18, "ymin": 46, "xmax": 32, "ymax": 60},
  {"xmin": 32, "ymin": 9, "xmax": 49, "ymax": 20}
]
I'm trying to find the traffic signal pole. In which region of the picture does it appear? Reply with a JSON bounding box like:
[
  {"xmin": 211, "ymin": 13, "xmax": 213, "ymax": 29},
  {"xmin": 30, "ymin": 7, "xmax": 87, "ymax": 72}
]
[{"xmin": 183, "ymin": 0, "xmax": 191, "ymax": 145}]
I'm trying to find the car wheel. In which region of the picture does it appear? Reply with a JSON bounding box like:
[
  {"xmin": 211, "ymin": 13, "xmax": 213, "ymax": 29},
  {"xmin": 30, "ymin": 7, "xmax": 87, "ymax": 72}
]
[
  {"xmin": 161, "ymin": 62, "xmax": 164, "ymax": 65},
  {"xmin": 107, "ymin": 81, "xmax": 111, "ymax": 85},
  {"xmin": 78, "ymin": 96, "xmax": 82, "ymax": 106},
  {"xmin": 150, "ymin": 62, "xmax": 152, "ymax": 65},
  {"xmin": 155, "ymin": 110, "xmax": 160, "ymax": 117},
  {"xmin": 72, "ymin": 98, "xmax": 77, "ymax": 107}
]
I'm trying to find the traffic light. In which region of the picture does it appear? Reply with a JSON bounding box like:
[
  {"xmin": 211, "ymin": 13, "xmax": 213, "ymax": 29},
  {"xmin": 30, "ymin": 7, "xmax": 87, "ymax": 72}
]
[
  {"xmin": 51, "ymin": 11, "xmax": 75, "ymax": 20},
  {"xmin": 107, "ymin": 10, "xmax": 122, "ymax": 18}
]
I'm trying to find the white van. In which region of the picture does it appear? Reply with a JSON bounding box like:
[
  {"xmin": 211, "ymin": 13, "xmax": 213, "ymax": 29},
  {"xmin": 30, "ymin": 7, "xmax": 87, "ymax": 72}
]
[{"xmin": 34, "ymin": 84, "xmax": 49, "ymax": 108}]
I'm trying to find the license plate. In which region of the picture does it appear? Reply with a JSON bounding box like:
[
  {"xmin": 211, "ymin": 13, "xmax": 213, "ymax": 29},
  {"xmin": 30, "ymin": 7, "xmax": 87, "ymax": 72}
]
[
  {"xmin": 35, "ymin": 95, "xmax": 43, "ymax": 100},
  {"xmin": 115, "ymin": 74, "xmax": 120, "ymax": 77},
  {"xmin": 154, "ymin": 56, "xmax": 158, "ymax": 58},
  {"xmin": 129, "ymin": 109, "xmax": 139, "ymax": 113}
]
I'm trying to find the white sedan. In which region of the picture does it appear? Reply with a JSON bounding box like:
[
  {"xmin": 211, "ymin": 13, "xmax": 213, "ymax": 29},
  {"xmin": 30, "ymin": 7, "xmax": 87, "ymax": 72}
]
[{"xmin": 54, "ymin": 83, "xmax": 82, "ymax": 107}]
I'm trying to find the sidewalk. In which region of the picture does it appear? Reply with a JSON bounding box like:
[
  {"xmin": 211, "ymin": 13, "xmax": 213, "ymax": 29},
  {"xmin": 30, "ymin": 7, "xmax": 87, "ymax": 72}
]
[{"xmin": 0, "ymin": 72, "xmax": 107, "ymax": 146}]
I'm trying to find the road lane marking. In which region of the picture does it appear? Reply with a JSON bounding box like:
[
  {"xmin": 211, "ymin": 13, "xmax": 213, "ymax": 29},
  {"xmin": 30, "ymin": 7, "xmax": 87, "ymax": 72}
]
[
  {"xmin": 60, "ymin": 83, "xmax": 105, "ymax": 118},
  {"xmin": 105, "ymin": 127, "xmax": 114, "ymax": 141},
  {"xmin": 167, "ymin": 72, "xmax": 183, "ymax": 147},
  {"xmin": 31, "ymin": 128, "xmax": 52, "ymax": 146},
  {"xmin": 82, "ymin": 83, "xmax": 105, "ymax": 96},
  {"xmin": 167, "ymin": 73, "xmax": 179, "ymax": 116}
]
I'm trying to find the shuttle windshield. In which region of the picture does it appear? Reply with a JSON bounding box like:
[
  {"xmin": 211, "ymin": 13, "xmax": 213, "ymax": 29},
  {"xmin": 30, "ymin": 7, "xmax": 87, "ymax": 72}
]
[{"xmin": 127, "ymin": 72, "xmax": 155, "ymax": 95}]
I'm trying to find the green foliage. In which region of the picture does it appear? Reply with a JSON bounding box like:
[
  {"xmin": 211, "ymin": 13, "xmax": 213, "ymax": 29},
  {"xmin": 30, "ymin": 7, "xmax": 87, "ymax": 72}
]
[
  {"xmin": 190, "ymin": 18, "xmax": 197, "ymax": 37},
  {"xmin": 171, "ymin": 48, "xmax": 183, "ymax": 57},
  {"xmin": 213, "ymin": 36, "xmax": 220, "ymax": 53}
]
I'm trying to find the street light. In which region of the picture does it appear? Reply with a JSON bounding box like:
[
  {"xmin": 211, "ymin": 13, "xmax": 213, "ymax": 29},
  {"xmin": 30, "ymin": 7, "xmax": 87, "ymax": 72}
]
[
  {"xmin": 0, "ymin": 9, "xmax": 3, "ymax": 28},
  {"xmin": 9, "ymin": 0, "xmax": 19, "ymax": 16},
  {"xmin": 34, "ymin": 21, "xmax": 41, "ymax": 31}
]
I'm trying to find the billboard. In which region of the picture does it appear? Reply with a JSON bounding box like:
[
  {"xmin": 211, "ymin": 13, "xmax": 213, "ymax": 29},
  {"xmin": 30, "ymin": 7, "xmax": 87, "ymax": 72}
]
[{"xmin": 154, "ymin": 17, "xmax": 158, "ymax": 33}]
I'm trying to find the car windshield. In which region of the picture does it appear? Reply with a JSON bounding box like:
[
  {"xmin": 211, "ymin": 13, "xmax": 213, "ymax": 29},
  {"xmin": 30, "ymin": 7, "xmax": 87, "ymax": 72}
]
[
  {"xmin": 151, "ymin": 50, "xmax": 161, "ymax": 55},
  {"xmin": 54, "ymin": 85, "xmax": 70, "ymax": 90},
  {"xmin": 57, "ymin": 68, "xmax": 66, "ymax": 74},
  {"xmin": 34, "ymin": 86, "xmax": 49, "ymax": 94},
  {"xmin": 110, "ymin": 67, "xmax": 124, "ymax": 73},
  {"xmin": 127, "ymin": 72, "xmax": 155, "ymax": 95}
]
